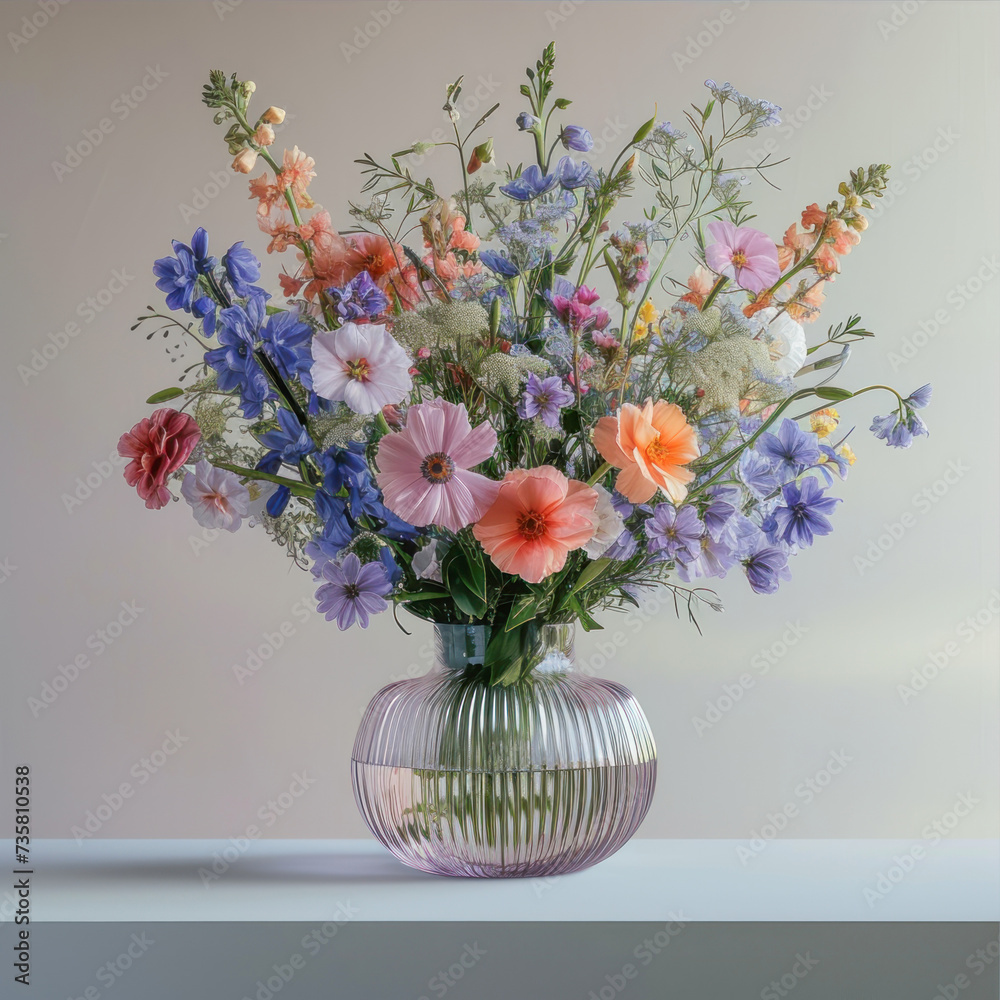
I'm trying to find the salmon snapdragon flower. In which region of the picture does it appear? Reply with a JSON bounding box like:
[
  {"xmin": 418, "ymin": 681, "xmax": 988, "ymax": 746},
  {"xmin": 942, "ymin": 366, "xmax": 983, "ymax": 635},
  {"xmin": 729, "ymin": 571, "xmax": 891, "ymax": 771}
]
[
  {"xmin": 472, "ymin": 467, "xmax": 598, "ymax": 584},
  {"xmin": 593, "ymin": 400, "xmax": 700, "ymax": 504}
]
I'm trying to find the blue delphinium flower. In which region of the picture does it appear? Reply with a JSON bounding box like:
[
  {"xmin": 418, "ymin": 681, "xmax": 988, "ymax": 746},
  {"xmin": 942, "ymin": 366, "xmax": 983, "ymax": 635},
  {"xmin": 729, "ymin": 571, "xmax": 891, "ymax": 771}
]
[
  {"xmin": 646, "ymin": 504, "xmax": 703, "ymax": 561},
  {"xmin": 326, "ymin": 271, "xmax": 389, "ymax": 321},
  {"xmin": 153, "ymin": 227, "xmax": 216, "ymax": 312},
  {"xmin": 204, "ymin": 294, "xmax": 274, "ymax": 418},
  {"xmin": 559, "ymin": 125, "xmax": 594, "ymax": 152},
  {"xmin": 315, "ymin": 553, "xmax": 392, "ymax": 630},
  {"xmin": 756, "ymin": 418, "xmax": 821, "ymax": 481},
  {"xmin": 763, "ymin": 476, "xmax": 840, "ymax": 548},
  {"xmin": 516, "ymin": 112, "xmax": 539, "ymax": 131},
  {"xmin": 479, "ymin": 250, "xmax": 519, "ymax": 278},
  {"xmin": 500, "ymin": 164, "xmax": 557, "ymax": 202},
  {"xmin": 554, "ymin": 155, "xmax": 594, "ymax": 190},
  {"xmin": 222, "ymin": 241, "xmax": 261, "ymax": 298},
  {"xmin": 319, "ymin": 442, "xmax": 368, "ymax": 495},
  {"xmin": 259, "ymin": 310, "xmax": 313, "ymax": 388},
  {"xmin": 904, "ymin": 384, "xmax": 932, "ymax": 409},
  {"xmin": 517, "ymin": 373, "xmax": 575, "ymax": 429},
  {"xmin": 266, "ymin": 486, "xmax": 291, "ymax": 518},
  {"xmin": 314, "ymin": 490, "xmax": 354, "ymax": 550},
  {"xmin": 258, "ymin": 408, "xmax": 315, "ymax": 466}
]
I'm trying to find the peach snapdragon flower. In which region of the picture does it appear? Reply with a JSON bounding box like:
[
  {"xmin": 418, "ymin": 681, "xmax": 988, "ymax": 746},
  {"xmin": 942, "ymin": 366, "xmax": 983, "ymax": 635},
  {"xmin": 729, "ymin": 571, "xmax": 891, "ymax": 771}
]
[
  {"xmin": 593, "ymin": 400, "xmax": 700, "ymax": 504},
  {"xmin": 277, "ymin": 146, "xmax": 316, "ymax": 208},
  {"xmin": 472, "ymin": 467, "xmax": 598, "ymax": 584}
]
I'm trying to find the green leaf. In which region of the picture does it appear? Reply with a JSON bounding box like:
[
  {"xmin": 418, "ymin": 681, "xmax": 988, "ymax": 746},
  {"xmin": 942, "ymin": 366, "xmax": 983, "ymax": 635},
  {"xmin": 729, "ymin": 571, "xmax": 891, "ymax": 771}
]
[
  {"xmin": 519, "ymin": 83, "xmax": 531, "ymax": 98},
  {"xmin": 396, "ymin": 590, "xmax": 451, "ymax": 604},
  {"xmin": 145, "ymin": 387, "xmax": 184, "ymax": 404},
  {"xmin": 602, "ymin": 249, "xmax": 625, "ymax": 297},
  {"xmin": 572, "ymin": 558, "xmax": 611, "ymax": 595},
  {"xmin": 442, "ymin": 547, "xmax": 488, "ymax": 619},
  {"xmin": 552, "ymin": 254, "xmax": 577, "ymax": 275},
  {"xmin": 506, "ymin": 594, "xmax": 540, "ymax": 632},
  {"xmin": 813, "ymin": 386, "xmax": 854, "ymax": 402},
  {"xmin": 631, "ymin": 113, "xmax": 657, "ymax": 145},
  {"xmin": 567, "ymin": 594, "xmax": 603, "ymax": 631},
  {"xmin": 265, "ymin": 304, "xmax": 286, "ymax": 315}
]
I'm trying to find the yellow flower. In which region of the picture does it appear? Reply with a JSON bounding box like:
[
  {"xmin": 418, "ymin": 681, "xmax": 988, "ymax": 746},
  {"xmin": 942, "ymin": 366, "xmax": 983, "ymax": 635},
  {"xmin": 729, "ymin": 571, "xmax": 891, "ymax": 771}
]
[
  {"xmin": 838, "ymin": 443, "xmax": 857, "ymax": 466},
  {"xmin": 631, "ymin": 299, "xmax": 659, "ymax": 344},
  {"xmin": 810, "ymin": 407, "xmax": 840, "ymax": 439}
]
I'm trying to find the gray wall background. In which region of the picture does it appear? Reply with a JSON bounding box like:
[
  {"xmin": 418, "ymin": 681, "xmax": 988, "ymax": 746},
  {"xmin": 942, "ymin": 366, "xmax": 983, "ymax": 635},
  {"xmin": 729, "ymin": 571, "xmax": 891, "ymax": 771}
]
[{"xmin": 1, "ymin": 0, "xmax": 997, "ymax": 841}]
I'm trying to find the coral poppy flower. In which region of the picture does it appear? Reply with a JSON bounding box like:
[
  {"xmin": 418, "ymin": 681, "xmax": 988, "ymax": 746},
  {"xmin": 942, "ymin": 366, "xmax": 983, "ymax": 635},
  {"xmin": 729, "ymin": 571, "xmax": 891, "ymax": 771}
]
[
  {"xmin": 705, "ymin": 220, "xmax": 781, "ymax": 293},
  {"xmin": 593, "ymin": 400, "xmax": 700, "ymax": 504},
  {"xmin": 118, "ymin": 408, "xmax": 201, "ymax": 510},
  {"xmin": 473, "ymin": 466, "xmax": 598, "ymax": 584},
  {"xmin": 376, "ymin": 399, "xmax": 500, "ymax": 532}
]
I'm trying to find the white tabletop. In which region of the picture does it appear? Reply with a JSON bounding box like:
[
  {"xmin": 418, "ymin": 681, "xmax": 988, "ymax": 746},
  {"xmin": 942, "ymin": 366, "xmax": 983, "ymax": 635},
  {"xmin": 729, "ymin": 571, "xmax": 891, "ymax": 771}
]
[{"xmin": 8, "ymin": 837, "xmax": 997, "ymax": 923}]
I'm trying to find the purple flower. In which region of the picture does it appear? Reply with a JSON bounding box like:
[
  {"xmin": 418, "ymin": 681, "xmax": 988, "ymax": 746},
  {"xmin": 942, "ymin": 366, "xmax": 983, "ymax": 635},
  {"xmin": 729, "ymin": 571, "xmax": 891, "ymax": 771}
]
[
  {"xmin": 223, "ymin": 241, "xmax": 261, "ymax": 298},
  {"xmin": 260, "ymin": 309, "xmax": 313, "ymax": 388},
  {"xmin": 756, "ymin": 418, "xmax": 821, "ymax": 481},
  {"xmin": 315, "ymin": 553, "xmax": 392, "ymax": 629},
  {"xmin": 738, "ymin": 449, "xmax": 780, "ymax": 498},
  {"xmin": 764, "ymin": 476, "xmax": 840, "ymax": 548},
  {"xmin": 516, "ymin": 112, "xmax": 539, "ymax": 131},
  {"xmin": 646, "ymin": 504, "xmax": 704, "ymax": 561},
  {"xmin": 703, "ymin": 490, "xmax": 738, "ymax": 542},
  {"xmin": 555, "ymin": 155, "xmax": 594, "ymax": 190},
  {"xmin": 904, "ymin": 384, "xmax": 932, "ymax": 409},
  {"xmin": 327, "ymin": 271, "xmax": 389, "ymax": 321},
  {"xmin": 479, "ymin": 249, "xmax": 519, "ymax": 278},
  {"xmin": 605, "ymin": 528, "xmax": 638, "ymax": 560},
  {"xmin": 500, "ymin": 164, "xmax": 557, "ymax": 202},
  {"xmin": 677, "ymin": 534, "xmax": 736, "ymax": 582},
  {"xmin": 871, "ymin": 409, "xmax": 929, "ymax": 449},
  {"xmin": 816, "ymin": 444, "xmax": 850, "ymax": 484},
  {"xmin": 517, "ymin": 372, "xmax": 574, "ymax": 428},
  {"xmin": 204, "ymin": 295, "xmax": 274, "ymax": 419},
  {"xmin": 742, "ymin": 539, "xmax": 793, "ymax": 595},
  {"xmin": 559, "ymin": 126, "xmax": 594, "ymax": 152}
]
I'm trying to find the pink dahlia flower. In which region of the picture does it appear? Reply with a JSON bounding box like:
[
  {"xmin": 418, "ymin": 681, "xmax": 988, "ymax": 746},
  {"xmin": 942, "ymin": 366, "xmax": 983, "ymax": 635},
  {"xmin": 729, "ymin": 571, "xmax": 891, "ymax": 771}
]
[
  {"xmin": 118, "ymin": 408, "xmax": 201, "ymax": 510},
  {"xmin": 311, "ymin": 322, "xmax": 413, "ymax": 414},
  {"xmin": 375, "ymin": 399, "xmax": 500, "ymax": 532},
  {"xmin": 705, "ymin": 220, "xmax": 781, "ymax": 294},
  {"xmin": 180, "ymin": 460, "xmax": 251, "ymax": 532}
]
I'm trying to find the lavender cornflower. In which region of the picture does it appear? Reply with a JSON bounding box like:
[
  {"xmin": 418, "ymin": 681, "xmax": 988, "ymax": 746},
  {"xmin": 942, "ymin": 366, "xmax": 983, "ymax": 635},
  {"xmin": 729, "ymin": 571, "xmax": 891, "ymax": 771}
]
[
  {"xmin": 742, "ymin": 538, "xmax": 793, "ymax": 595},
  {"xmin": 676, "ymin": 534, "xmax": 737, "ymax": 582},
  {"xmin": 327, "ymin": 271, "xmax": 389, "ymax": 321},
  {"xmin": 517, "ymin": 373, "xmax": 574, "ymax": 428},
  {"xmin": 646, "ymin": 504, "xmax": 704, "ymax": 561},
  {"xmin": 904, "ymin": 384, "xmax": 933, "ymax": 409},
  {"xmin": 500, "ymin": 164, "xmax": 557, "ymax": 202},
  {"xmin": 559, "ymin": 125, "xmax": 594, "ymax": 152},
  {"xmin": 315, "ymin": 553, "xmax": 392, "ymax": 630},
  {"xmin": 763, "ymin": 477, "xmax": 840, "ymax": 548},
  {"xmin": 555, "ymin": 155, "xmax": 594, "ymax": 189},
  {"xmin": 756, "ymin": 418, "xmax": 821, "ymax": 480}
]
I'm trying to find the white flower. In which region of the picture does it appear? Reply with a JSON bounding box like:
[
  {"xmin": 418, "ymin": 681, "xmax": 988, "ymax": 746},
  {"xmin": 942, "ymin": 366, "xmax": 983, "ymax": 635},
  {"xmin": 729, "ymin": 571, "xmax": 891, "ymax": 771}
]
[
  {"xmin": 412, "ymin": 539, "xmax": 444, "ymax": 584},
  {"xmin": 310, "ymin": 322, "xmax": 413, "ymax": 415},
  {"xmin": 246, "ymin": 480, "xmax": 280, "ymax": 526},
  {"xmin": 181, "ymin": 460, "xmax": 250, "ymax": 532},
  {"xmin": 583, "ymin": 484, "xmax": 625, "ymax": 559},
  {"xmin": 758, "ymin": 306, "xmax": 807, "ymax": 376}
]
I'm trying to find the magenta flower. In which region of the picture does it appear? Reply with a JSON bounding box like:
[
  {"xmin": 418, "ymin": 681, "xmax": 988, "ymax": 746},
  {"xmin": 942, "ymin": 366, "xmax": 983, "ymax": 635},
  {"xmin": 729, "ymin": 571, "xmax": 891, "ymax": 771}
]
[
  {"xmin": 704, "ymin": 220, "xmax": 780, "ymax": 294},
  {"xmin": 311, "ymin": 322, "xmax": 412, "ymax": 414},
  {"xmin": 375, "ymin": 399, "xmax": 501, "ymax": 532}
]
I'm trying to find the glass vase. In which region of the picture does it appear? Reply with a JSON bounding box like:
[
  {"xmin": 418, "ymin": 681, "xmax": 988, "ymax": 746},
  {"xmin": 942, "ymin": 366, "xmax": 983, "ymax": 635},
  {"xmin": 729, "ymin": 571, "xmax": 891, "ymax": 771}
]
[{"xmin": 351, "ymin": 622, "xmax": 656, "ymax": 877}]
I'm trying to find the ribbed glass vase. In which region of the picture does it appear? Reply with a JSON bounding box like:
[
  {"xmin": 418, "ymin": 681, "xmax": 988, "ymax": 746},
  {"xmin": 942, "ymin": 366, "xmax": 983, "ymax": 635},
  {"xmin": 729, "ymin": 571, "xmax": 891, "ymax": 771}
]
[{"xmin": 351, "ymin": 622, "xmax": 657, "ymax": 877}]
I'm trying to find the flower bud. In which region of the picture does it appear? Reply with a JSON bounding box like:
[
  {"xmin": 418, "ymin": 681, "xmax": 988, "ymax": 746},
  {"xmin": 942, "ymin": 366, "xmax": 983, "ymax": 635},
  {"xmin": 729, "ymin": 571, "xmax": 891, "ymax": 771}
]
[
  {"xmin": 262, "ymin": 106, "xmax": 285, "ymax": 125},
  {"xmin": 516, "ymin": 112, "xmax": 540, "ymax": 131},
  {"xmin": 232, "ymin": 147, "xmax": 259, "ymax": 174},
  {"xmin": 847, "ymin": 213, "xmax": 869, "ymax": 232},
  {"xmin": 466, "ymin": 137, "xmax": 494, "ymax": 174},
  {"xmin": 240, "ymin": 81, "xmax": 256, "ymax": 98},
  {"xmin": 253, "ymin": 123, "xmax": 275, "ymax": 146}
]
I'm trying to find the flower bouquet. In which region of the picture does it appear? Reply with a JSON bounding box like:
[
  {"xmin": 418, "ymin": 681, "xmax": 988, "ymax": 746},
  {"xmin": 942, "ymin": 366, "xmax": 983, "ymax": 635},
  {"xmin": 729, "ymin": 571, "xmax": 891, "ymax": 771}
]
[{"xmin": 119, "ymin": 46, "xmax": 929, "ymax": 875}]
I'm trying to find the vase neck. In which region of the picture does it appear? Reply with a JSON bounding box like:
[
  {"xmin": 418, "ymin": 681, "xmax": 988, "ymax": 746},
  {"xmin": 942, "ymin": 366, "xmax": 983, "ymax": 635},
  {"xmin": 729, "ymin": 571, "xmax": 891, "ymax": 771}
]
[{"xmin": 433, "ymin": 622, "xmax": 576, "ymax": 674}]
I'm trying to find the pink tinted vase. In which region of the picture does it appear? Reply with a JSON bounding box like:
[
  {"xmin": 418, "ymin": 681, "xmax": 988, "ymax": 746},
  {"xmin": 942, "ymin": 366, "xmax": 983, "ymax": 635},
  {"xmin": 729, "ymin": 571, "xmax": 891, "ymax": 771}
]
[{"xmin": 351, "ymin": 622, "xmax": 656, "ymax": 877}]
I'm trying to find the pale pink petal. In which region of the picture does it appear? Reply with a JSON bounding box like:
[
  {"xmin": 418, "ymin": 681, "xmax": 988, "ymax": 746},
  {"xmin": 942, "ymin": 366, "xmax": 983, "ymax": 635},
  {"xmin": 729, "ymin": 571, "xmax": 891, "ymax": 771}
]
[{"xmin": 449, "ymin": 417, "xmax": 497, "ymax": 468}]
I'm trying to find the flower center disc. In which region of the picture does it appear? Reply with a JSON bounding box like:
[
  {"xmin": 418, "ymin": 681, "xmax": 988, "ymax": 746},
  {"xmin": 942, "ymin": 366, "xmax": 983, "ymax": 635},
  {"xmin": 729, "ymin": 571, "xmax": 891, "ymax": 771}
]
[
  {"xmin": 421, "ymin": 452, "xmax": 455, "ymax": 484},
  {"xmin": 731, "ymin": 249, "xmax": 748, "ymax": 268},
  {"xmin": 517, "ymin": 510, "xmax": 547, "ymax": 540},
  {"xmin": 646, "ymin": 438, "xmax": 672, "ymax": 468},
  {"xmin": 346, "ymin": 356, "xmax": 372, "ymax": 382}
]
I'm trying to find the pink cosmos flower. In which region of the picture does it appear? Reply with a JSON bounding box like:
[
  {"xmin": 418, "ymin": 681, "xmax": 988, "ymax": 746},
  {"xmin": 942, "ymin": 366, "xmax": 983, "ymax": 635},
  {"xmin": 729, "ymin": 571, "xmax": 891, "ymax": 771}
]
[
  {"xmin": 181, "ymin": 460, "xmax": 250, "ymax": 532},
  {"xmin": 118, "ymin": 408, "xmax": 200, "ymax": 510},
  {"xmin": 705, "ymin": 220, "xmax": 781, "ymax": 294},
  {"xmin": 375, "ymin": 399, "xmax": 500, "ymax": 532},
  {"xmin": 472, "ymin": 466, "xmax": 598, "ymax": 584},
  {"xmin": 311, "ymin": 322, "xmax": 413, "ymax": 414}
]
